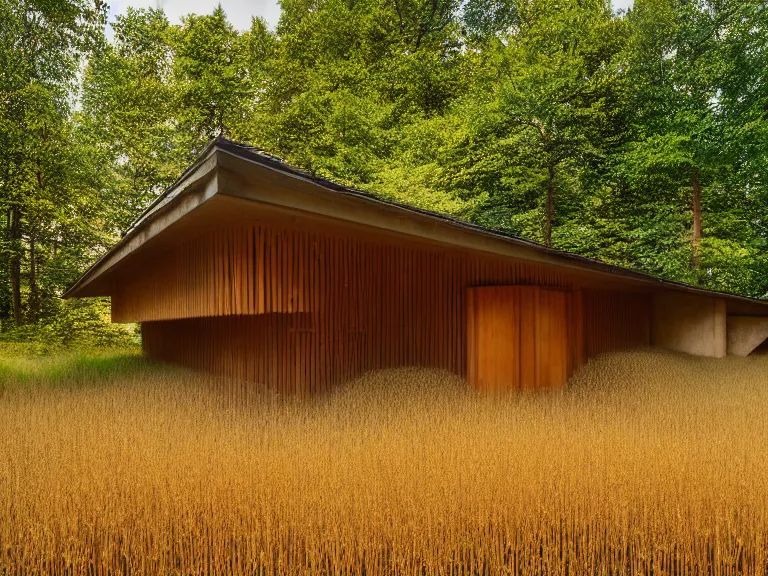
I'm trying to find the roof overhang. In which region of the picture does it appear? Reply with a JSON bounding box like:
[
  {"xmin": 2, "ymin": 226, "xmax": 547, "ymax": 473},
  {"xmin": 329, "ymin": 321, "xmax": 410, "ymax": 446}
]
[
  {"xmin": 64, "ymin": 138, "xmax": 768, "ymax": 314},
  {"xmin": 63, "ymin": 142, "xmax": 220, "ymax": 298}
]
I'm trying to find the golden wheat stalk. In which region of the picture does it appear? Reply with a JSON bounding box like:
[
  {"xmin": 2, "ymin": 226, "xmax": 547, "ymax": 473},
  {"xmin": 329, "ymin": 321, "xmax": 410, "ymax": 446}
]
[{"xmin": 1, "ymin": 350, "xmax": 767, "ymax": 575}]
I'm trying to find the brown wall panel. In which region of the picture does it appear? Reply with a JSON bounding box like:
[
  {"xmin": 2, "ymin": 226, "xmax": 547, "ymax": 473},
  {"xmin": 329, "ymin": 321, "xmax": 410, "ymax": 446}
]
[
  {"xmin": 142, "ymin": 314, "xmax": 318, "ymax": 395},
  {"xmin": 126, "ymin": 221, "xmax": 650, "ymax": 393},
  {"xmin": 537, "ymin": 289, "xmax": 568, "ymax": 388},
  {"xmin": 466, "ymin": 287, "xmax": 573, "ymax": 390},
  {"xmin": 583, "ymin": 290, "xmax": 651, "ymax": 357},
  {"xmin": 112, "ymin": 226, "xmax": 314, "ymax": 322},
  {"xmin": 466, "ymin": 286, "xmax": 522, "ymax": 390},
  {"xmin": 112, "ymin": 223, "xmax": 576, "ymax": 324}
]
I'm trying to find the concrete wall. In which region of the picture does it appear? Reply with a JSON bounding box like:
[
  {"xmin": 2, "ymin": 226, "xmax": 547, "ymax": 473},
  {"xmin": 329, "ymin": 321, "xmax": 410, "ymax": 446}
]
[
  {"xmin": 651, "ymin": 293, "xmax": 727, "ymax": 357},
  {"xmin": 726, "ymin": 316, "xmax": 768, "ymax": 356}
]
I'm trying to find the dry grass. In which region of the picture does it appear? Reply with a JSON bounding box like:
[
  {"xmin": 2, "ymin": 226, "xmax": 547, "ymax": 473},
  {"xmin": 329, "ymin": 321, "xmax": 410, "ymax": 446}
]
[{"xmin": 2, "ymin": 349, "xmax": 768, "ymax": 575}]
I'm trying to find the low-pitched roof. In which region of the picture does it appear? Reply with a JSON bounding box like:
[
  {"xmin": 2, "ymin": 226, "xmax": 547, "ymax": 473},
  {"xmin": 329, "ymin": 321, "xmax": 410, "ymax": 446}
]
[{"xmin": 65, "ymin": 136, "xmax": 768, "ymax": 312}]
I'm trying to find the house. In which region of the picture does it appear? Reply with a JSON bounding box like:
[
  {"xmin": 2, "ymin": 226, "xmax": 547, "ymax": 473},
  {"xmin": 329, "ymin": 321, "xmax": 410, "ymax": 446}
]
[{"xmin": 65, "ymin": 138, "xmax": 768, "ymax": 393}]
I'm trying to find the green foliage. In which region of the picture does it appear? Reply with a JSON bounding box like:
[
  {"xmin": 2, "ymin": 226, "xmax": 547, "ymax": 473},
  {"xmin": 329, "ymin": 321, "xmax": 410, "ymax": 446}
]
[
  {"xmin": 1, "ymin": 0, "xmax": 767, "ymax": 347},
  {"xmin": 80, "ymin": 7, "xmax": 182, "ymax": 224},
  {"xmin": 0, "ymin": 298, "xmax": 139, "ymax": 354},
  {"xmin": 173, "ymin": 7, "xmax": 257, "ymax": 145},
  {"xmin": 0, "ymin": 0, "xmax": 110, "ymax": 332},
  {"xmin": 0, "ymin": 347, "xmax": 149, "ymax": 387}
]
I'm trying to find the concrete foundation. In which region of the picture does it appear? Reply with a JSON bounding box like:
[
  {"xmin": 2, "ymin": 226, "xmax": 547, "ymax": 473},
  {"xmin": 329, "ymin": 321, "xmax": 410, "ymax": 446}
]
[
  {"xmin": 652, "ymin": 293, "xmax": 726, "ymax": 357},
  {"xmin": 726, "ymin": 316, "xmax": 768, "ymax": 356}
]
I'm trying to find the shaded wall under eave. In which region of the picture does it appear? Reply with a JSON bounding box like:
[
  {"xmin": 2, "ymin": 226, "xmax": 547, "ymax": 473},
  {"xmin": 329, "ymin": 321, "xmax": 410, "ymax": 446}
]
[
  {"xmin": 651, "ymin": 293, "xmax": 727, "ymax": 358},
  {"xmin": 584, "ymin": 290, "xmax": 652, "ymax": 358},
  {"xmin": 126, "ymin": 220, "xmax": 652, "ymax": 394},
  {"xmin": 726, "ymin": 316, "xmax": 768, "ymax": 356}
]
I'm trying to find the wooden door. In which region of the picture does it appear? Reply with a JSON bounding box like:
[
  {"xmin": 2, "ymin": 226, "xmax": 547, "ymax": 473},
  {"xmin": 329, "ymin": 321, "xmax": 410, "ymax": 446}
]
[
  {"xmin": 536, "ymin": 289, "xmax": 568, "ymax": 388},
  {"xmin": 467, "ymin": 286, "xmax": 572, "ymax": 390},
  {"xmin": 467, "ymin": 286, "xmax": 520, "ymax": 390}
]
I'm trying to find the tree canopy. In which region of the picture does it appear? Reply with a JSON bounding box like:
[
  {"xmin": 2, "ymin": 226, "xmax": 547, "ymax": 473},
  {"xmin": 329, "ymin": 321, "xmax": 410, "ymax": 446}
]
[{"xmin": 1, "ymin": 0, "xmax": 767, "ymax": 341}]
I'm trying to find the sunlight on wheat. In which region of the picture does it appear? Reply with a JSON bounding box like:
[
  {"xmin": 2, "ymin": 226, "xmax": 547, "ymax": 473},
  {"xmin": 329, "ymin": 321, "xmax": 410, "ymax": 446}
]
[{"xmin": 1, "ymin": 349, "xmax": 767, "ymax": 574}]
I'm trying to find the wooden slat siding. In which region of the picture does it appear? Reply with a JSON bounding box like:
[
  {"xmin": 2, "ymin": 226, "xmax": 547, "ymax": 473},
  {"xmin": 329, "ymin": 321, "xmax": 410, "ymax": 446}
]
[
  {"xmin": 519, "ymin": 287, "xmax": 536, "ymax": 388},
  {"xmin": 565, "ymin": 289, "xmax": 586, "ymax": 378},
  {"xmin": 534, "ymin": 288, "xmax": 547, "ymax": 387},
  {"xmin": 467, "ymin": 286, "xmax": 572, "ymax": 390},
  {"xmin": 582, "ymin": 290, "xmax": 651, "ymax": 357},
  {"xmin": 127, "ymin": 220, "xmax": 650, "ymax": 394},
  {"xmin": 466, "ymin": 289, "xmax": 476, "ymax": 389},
  {"xmin": 545, "ymin": 289, "xmax": 568, "ymax": 388}
]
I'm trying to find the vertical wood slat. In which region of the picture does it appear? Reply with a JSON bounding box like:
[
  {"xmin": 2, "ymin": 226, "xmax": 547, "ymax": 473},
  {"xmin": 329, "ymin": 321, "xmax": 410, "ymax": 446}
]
[
  {"xmin": 130, "ymin": 220, "xmax": 652, "ymax": 395},
  {"xmin": 519, "ymin": 287, "xmax": 537, "ymax": 388},
  {"xmin": 467, "ymin": 286, "xmax": 571, "ymax": 391},
  {"xmin": 583, "ymin": 291, "xmax": 651, "ymax": 358}
]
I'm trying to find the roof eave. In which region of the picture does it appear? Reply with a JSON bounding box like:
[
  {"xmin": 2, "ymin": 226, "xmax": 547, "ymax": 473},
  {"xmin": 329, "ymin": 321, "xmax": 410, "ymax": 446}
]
[
  {"xmin": 62, "ymin": 146, "xmax": 220, "ymax": 299},
  {"xmin": 64, "ymin": 137, "xmax": 768, "ymax": 310},
  {"xmin": 213, "ymin": 143, "xmax": 768, "ymax": 309}
]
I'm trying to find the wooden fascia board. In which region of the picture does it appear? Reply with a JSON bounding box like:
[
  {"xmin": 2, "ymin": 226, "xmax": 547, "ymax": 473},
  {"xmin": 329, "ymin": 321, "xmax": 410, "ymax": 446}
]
[
  {"xmin": 215, "ymin": 152, "xmax": 665, "ymax": 291},
  {"xmin": 217, "ymin": 154, "xmax": 570, "ymax": 268},
  {"xmin": 62, "ymin": 155, "xmax": 219, "ymax": 298},
  {"xmin": 216, "ymin": 149, "xmax": 768, "ymax": 309}
]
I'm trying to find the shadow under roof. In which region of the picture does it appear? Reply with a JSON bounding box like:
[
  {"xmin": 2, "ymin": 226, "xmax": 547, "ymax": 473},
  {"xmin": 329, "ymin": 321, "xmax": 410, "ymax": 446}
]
[{"xmin": 64, "ymin": 136, "xmax": 768, "ymax": 313}]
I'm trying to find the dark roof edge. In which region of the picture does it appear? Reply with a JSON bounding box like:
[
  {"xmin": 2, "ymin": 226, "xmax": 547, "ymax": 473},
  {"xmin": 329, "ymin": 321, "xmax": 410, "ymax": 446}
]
[
  {"xmin": 214, "ymin": 138, "xmax": 768, "ymax": 308},
  {"xmin": 125, "ymin": 138, "xmax": 221, "ymax": 236},
  {"xmin": 62, "ymin": 143, "xmax": 219, "ymax": 298},
  {"xmin": 66, "ymin": 136, "xmax": 768, "ymax": 308}
]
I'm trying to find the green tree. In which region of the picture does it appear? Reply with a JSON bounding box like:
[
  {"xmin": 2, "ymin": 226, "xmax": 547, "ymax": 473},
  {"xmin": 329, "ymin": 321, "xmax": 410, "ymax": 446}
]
[
  {"xmin": 258, "ymin": 0, "xmax": 468, "ymax": 185},
  {"xmin": 172, "ymin": 6, "xmax": 261, "ymax": 148},
  {"xmin": 618, "ymin": 0, "xmax": 719, "ymax": 273},
  {"xmin": 0, "ymin": 0, "xmax": 105, "ymax": 326},
  {"xmin": 711, "ymin": 0, "xmax": 768, "ymax": 296},
  {"xmin": 81, "ymin": 8, "xmax": 182, "ymax": 233},
  {"xmin": 615, "ymin": 0, "xmax": 768, "ymax": 294},
  {"xmin": 436, "ymin": 0, "xmax": 623, "ymax": 247}
]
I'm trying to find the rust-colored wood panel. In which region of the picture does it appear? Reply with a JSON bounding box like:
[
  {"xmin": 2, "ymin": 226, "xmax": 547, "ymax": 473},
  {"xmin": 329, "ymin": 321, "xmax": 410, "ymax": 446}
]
[
  {"xmin": 466, "ymin": 289, "xmax": 477, "ymax": 388},
  {"xmin": 125, "ymin": 218, "xmax": 654, "ymax": 394},
  {"xmin": 474, "ymin": 287, "xmax": 519, "ymax": 390},
  {"xmin": 519, "ymin": 287, "xmax": 537, "ymax": 389},
  {"xmin": 566, "ymin": 289, "xmax": 586, "ymax": 377},
  {"xmin": 583, "ymin": 290, "xmax": 651, "ymax": 358},
  {"xmin": 537, "ymin": 289, "xmax": 568, "ymax": 388},
  {"xmin": 111, "ymin": 220, "xmax": 576, "ymax": 324},
  {"xmin": 466, "ymin": 286, "xmax": 570, "ymax": 391}
]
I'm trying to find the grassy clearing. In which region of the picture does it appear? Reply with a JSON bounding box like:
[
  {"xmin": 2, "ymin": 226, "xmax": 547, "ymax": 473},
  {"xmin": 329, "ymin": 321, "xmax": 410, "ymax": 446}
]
[
  {"xmin": 1, "ymin": 349, "xmax": 768, "ymax": 574},
  {"xmin": 0, "ymin": 345, "xmax": 146, "ymax": 385}
]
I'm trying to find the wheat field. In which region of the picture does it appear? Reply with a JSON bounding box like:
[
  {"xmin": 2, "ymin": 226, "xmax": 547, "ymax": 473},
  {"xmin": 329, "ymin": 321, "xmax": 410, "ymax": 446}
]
[{"xmin": 1, "ymin": 349, "xmax": 768, "ymax": 575}]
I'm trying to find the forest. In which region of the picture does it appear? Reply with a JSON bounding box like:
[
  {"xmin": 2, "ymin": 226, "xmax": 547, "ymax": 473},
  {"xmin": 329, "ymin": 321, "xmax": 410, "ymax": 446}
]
[{"xmin": 1, "ymin": 0, "xmax": 767, "ymax": 345}]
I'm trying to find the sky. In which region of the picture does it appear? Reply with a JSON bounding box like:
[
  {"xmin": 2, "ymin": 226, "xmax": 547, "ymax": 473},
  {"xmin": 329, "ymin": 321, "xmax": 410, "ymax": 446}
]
[
  {"xmin": 107, "ymin": 0, "xmax": 282, "ymax": 30},
  {"xmin": 107, "ymin": 0, "xmax": 634, "ymax": 33}
]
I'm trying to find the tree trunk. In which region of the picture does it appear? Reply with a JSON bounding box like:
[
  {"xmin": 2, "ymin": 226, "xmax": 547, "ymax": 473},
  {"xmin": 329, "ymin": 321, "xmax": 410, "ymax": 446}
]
[
  {"xmin": 0, "ymin": 211, "xmax": 10, "ymax": 328},
  {"xmin": 692, "ymin": 167, "xmax": 702, "ymax": 269},
  {"xmin": 28, "ymin": 231, "xmax": 38, "ymax": 322},
  {"xmin": 9, "ymin": 204, "xmax": 22, "ymax": 326},
  {"xmin": 544, "ymin": 165, "xmax": 555, "ymax": 248}
]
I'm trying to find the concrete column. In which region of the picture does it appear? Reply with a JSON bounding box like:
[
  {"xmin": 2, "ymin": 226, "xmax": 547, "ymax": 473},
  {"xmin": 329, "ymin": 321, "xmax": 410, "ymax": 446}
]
[
  {"xmin": 651, "ymin": 293, "xmax": 726, "ymax": 357},
  {"xmin": 726, "ymin": 316, "xmax": 768, "ymax": 356}
]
